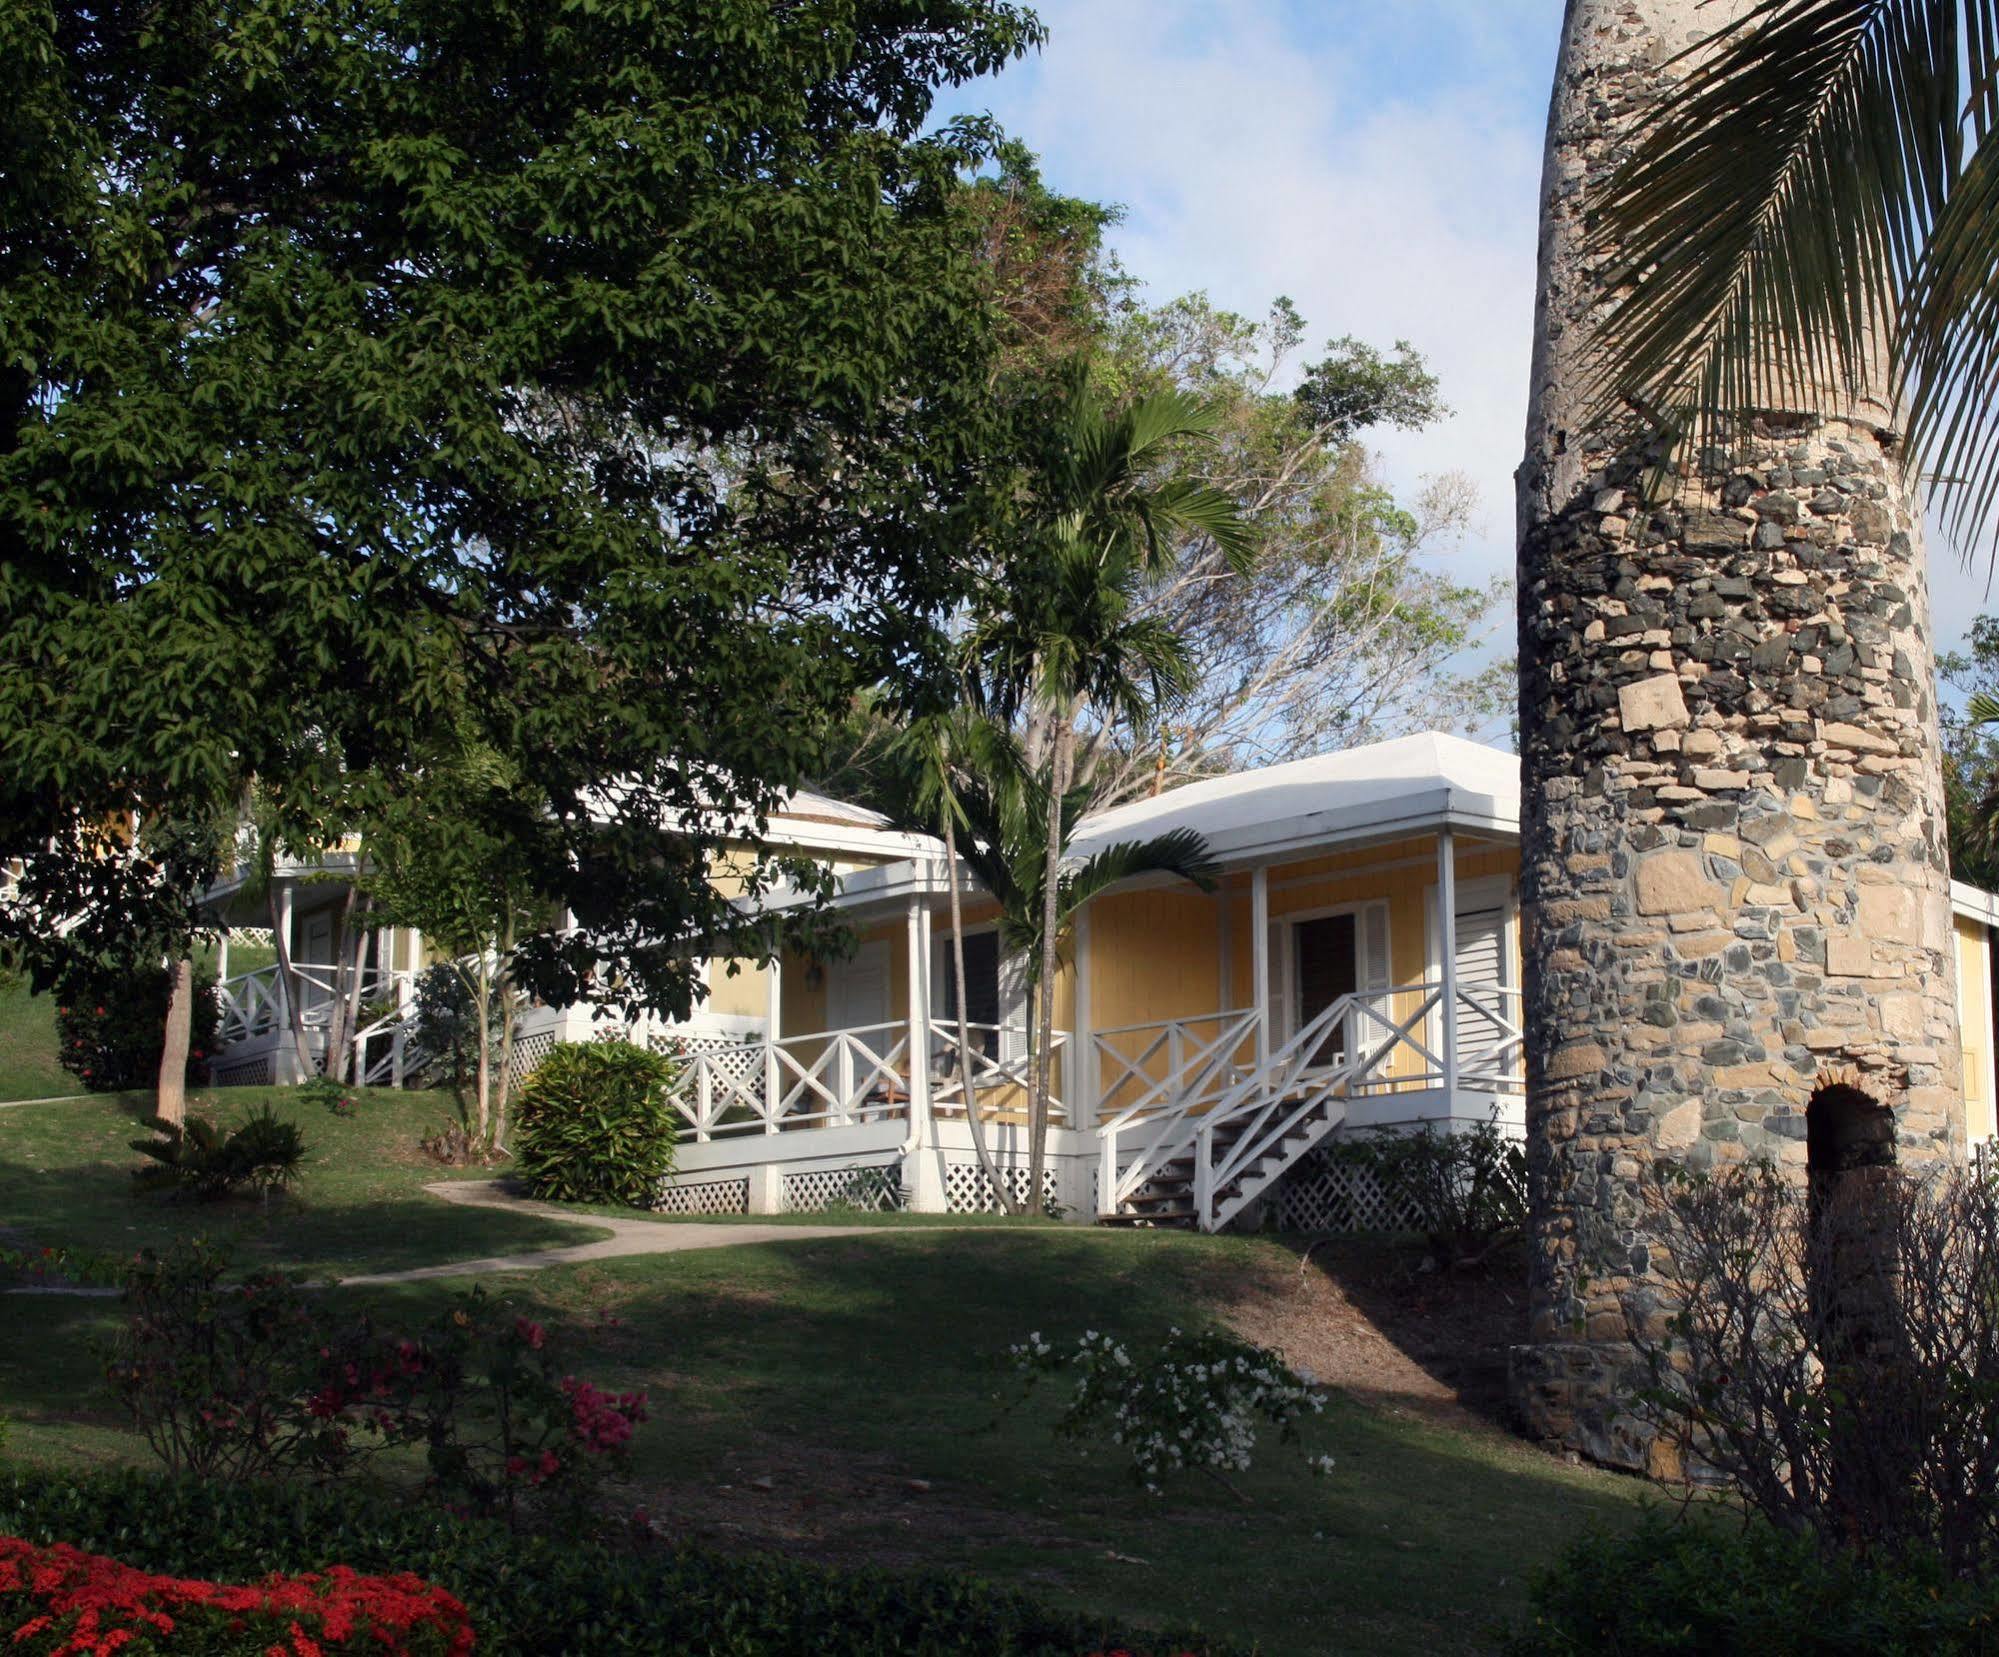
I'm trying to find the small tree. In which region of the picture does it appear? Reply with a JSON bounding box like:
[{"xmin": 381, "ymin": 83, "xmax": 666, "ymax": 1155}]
[
  {"xmin": 372, "ymin": 741, "xmax": 550, "ymax": 1152},
  {"xmin": 1631, "ymin": 1160, "xmax": 1999, "ymax": 1576}
]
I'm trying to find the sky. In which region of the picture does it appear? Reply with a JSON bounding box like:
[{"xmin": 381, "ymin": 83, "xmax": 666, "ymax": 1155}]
[{"xmin": 939, "ymin": 0, "xmax": 1998, "ymax": 708}]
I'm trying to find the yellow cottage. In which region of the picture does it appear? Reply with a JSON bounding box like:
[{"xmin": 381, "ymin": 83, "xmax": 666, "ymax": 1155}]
[{"xmin": 202, "ymin": 734, "xmax": 1999, "ymax": 1229}]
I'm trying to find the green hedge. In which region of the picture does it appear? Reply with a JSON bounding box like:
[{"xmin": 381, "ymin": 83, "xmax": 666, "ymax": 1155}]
[
  {"xmin": 0, "ymin": 1469, "xmax": 1234, "ymax": 1655},
  {"xmin": 514, "ymin": 1041, "xmax": 678, "ymax": 1207},
  {"xmin": 1506, "ymin": 1511, "xmax": 1999, "ymax": 1656}
]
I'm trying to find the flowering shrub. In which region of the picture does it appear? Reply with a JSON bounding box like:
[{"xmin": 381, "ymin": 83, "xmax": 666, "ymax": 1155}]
[
  {"xmin": 0, "ymin": 1535, "xmax": 473, "ymax": 1656},
  {"xmin": 2, "ymin": 1468, "xmax": 1247, "ymax": 1657},
  {"xmin": 53, "ymin": 965, "xmax": 220, "ymax": 1093},
  {"xmin": 298, "ymin": 1075, "xmax": 359, "ymax": 1118},
  {"xmin": 0, "ymin": 1246, "xmax": 131, "ymax": 1290},
  {"xmin": 104, "ymin": 1242, "xmax": 645, "ymax": 1526},
  {"xmin": 320, "ymin": 1297, "xmax": 649, "ymax": 1528},
  {"xmin": 1011, "ymin": 1327, "xmax": 1331, "ymax": 1495}
]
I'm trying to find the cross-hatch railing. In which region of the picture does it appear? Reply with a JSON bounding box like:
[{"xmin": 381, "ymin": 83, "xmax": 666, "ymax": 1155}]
[
  {"xmin": 652, "ymin": 1022, "xmax": 1069, "ymax": 1143},
  {"xmin": 1100, "ymin": 983, "xmax": 1527, "ymax": 1228}
]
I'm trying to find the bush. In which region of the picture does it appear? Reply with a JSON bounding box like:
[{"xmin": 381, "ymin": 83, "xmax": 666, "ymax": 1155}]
[
  {"xmin": 1322, "ymin": 1114, "xmax": 1525, "ymax": 1267},
  {"xmin": 1633, "ymin": 1162, "xmax": 1999, "ymax": 1575},
  {"xmin": 130, "ymin": 1105, "xmax": 307, "ymax": 1202},
  {"xmin": 0, "ymin": 1469, "xmax": 1238, "ymax": 1656},
  {"xmin": 54, "ymin": 964, "xmax": 221, "ymax": 1093},
  {"xmin": 0, "ymin": 1536, "xmax": 472, "ymax": 1656},
  {"xmin": 405, "ymin": 965, "xmax": 497, "ymax": 1098},
  {"xmin": 1011, "ymin": 1328, "xmax": 1330, "ymax": 1496},
  {"xmin": 513, "ymin": 1041, "xmax": 678, "ymax": 1207},
  {"xmin": 104, "ymin": 1240, "xmax": 645, "ymax": 1524},
  {"xmin": 1506, "ymin": 1512, "xmax": 1999, "ymax": 1656}
]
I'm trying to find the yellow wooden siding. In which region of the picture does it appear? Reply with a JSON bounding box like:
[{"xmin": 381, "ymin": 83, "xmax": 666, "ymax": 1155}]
[
  {"xmin": 704, "ymin": 958, "xmax": 767, "ymax": 1020},
  {"xmin": 1958, "ymin": 915, "xmax": 1996, "ymax": 1145}
]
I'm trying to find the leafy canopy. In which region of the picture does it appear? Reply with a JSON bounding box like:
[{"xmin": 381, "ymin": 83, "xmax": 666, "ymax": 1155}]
[{"xmin": 0, "ymin": 0, "xmax": 1042, "ymax": 1016}]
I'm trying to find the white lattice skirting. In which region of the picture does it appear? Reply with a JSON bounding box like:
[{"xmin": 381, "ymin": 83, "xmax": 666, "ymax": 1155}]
[
  {"xmin": 783, "ymin": 1164, "xmax": 904, "ymax": 1214},
  {"xmin": 651, "ymin": 1177, "xmax": 751, "ymax": 1217},
  {"xmin": 945, "ymin": 1161, "xmax": 1060, "ymax": 1215},
  {"xmin": 209, "ymin": 1053, "xmax": 274, "ymax": 1088},
  {"xmin": 507, "ymin": 1031, "xmax": 558, "ymax": 1083},
  {"xmin": 1259, "ymin": 1153, "xmax": 1424, "ymax": 1234}
]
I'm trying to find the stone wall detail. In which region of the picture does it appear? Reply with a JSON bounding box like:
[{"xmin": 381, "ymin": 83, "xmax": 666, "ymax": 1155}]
[{"xmin": 1512, "ymin": 1, "xmax": 1965, "ymax": 1468}]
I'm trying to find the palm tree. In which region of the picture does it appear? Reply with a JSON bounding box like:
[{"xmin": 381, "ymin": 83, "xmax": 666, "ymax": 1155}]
[
  {"xmin": 948, "ymin": 748, "xmax": 1219, "ymax": 1209},
  {"xmin": 884, "ymin": 702, "xmax": 1025, "ymax": 1214},
  {"xmin": 980, "ymin": 369, "xmax": 1254, "ymax": 1201},
  {"xmin": 1576, "ymin": 0, "xmax": 1999, "ymax": 547}
]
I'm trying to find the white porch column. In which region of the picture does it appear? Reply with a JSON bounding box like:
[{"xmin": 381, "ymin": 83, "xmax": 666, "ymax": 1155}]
[
  {"xmin": 1218, "ymin": 888, "xmax": 1234, "ymax": 1011},
  {"xmin": 1251, "ymin": 865, "xmax": 1271, "ymax": 1065},
  {"xmin": 904, "ymin": 896, "xmax": 946, "ymax": 1212},
  {"xmin": 216, "ymin": 929, "xmax": 230, "ymax": 985},
  {"xmin": 762, "ymin": 931, "xmax": 781, "ymax": 1134},
  {"xmin": 1437, "ymin": 828, "xmax": 1459, "ymax": 1101},
  {"xmin": 274, "ymin": 884, "xmax": 298, "ymax": 1084},
  {"xmin": 1073, "ymin": 900, "xmax": 1097, "ymax": 1129}
]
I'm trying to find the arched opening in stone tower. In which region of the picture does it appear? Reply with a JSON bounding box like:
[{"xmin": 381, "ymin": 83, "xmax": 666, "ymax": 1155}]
[{"xmin": 1805, "ymin": 1081, "xmax": 1898, "ymax": 1362}]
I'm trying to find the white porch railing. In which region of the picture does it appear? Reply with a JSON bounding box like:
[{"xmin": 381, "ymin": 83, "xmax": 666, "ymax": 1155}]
[
  {"xmin": 654, "ymin": 1022, "xmax": 1069, "ymax": 1144},
  {"xmin": 1100, "ymin": 983, "xmax": 1526, "ymax": 1230},
  {"xmin": 216, "ymin": 963, "xmax": 419, "ymax": 1082},
  {"xmin": 1092, "ymin": 1008, "xmax": 1260, "ymax": 1124}
]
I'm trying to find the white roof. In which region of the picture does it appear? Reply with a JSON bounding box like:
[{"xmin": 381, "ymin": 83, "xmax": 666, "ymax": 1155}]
[{"xmin": 1069, "ymin": 731, "xmax": 1520, "ymax": 867}]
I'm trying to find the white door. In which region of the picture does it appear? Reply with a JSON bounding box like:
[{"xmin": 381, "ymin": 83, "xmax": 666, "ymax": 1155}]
[
  {"xmin": 829, "ymin": 940, "xmax": 890, "ymax": 1036},
  {"xmin": 1451, "ymin": 906, "xmax": 1510, "ymax": 1084}
]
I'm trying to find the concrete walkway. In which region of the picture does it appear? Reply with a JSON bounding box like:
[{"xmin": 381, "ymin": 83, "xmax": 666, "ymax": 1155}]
[{"xmin": 337, "ymin": 1181, "xmax": 925, "ymax": 1286}]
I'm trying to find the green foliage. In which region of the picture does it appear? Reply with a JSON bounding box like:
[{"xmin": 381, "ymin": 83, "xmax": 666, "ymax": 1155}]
[
  {"xmin": 1324, "ymin": 1117, "xmax": 1527, "ymax": 1267},
  {"xmin": 1940, "ymin": 616, "xmax": 1999, "ymax": 889},
  {"xmin": 1506, "ymin": 1512, "xmax": 1999, "ymax": 1656},
  {"xmin": 0, "ymin": 1468, "xmax": 1236, "ymax": 1657},
  {"xmin": 54, "ymin": 965, "xmax": 220, "ymax": 1094},
  {"xmin": 405, "ymin": 964, "xmax": 497, "ymax": 1101},
  {"xmin": 129, "ymin": 1106, "xmax": 307, "ymax": 1203},
  {"xmin": 104, "ymin": 1241, "xmax": 644, "ymax": 1525},
  {"xmin": 513, "ymin": 1042, "xmax": 679, "ymax": 1207},
  {"xmin": 1011, "ymin": 1327, "xmax": 1330, "ymax": 1496},
  {"xmin": 1293, "ymin": 334, "xmax": 1448, "ymax": 445},
  {"xmin": 0, "ymin": 0, "xmax": 1044, "ymax": 1022},
  {"xmin": 1579, "ymin": 0, "xmax": 1999, "ymax": 553}
]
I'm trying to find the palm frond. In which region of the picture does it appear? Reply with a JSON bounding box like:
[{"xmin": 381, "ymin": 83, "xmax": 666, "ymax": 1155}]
[
  {"xmin": 1966, "ymin": 689, "xmax": 1999, "ymax": 726},
  {"xmin": 1585, "ymin": 0, "xmax": 1995, "ymax": 514},
  {"xmin": 1057, "ymin": 828, "xmax": 1220, "ymax": 916}
]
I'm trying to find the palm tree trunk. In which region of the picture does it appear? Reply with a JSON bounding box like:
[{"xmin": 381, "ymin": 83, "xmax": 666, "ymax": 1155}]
[
  {"xmin": 1029, "ymin": 718, "xmax": 1072, "ymax": 1212},
  {"xmin": 155, "ymin": 957, "xmax": 194, "ymax": 1125},
  {"xmin": 944, "ymin": 813, "xmax": 1015, "ymax": 1214}
]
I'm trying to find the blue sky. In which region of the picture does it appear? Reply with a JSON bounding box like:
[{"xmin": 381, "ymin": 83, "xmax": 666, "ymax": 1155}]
[{"xmin": 939, "ymin": 0, "xmax": 1996, "ymax": 701}]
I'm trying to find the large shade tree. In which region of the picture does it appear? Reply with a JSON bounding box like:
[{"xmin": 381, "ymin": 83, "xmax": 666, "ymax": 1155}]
[{"xmin": 0, "ymin": 0, "xmax": 1041, "ymax": 1023}]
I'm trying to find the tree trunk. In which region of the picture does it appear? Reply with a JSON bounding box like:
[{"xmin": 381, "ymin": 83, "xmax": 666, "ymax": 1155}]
[
  {"xmin": 1029, "ymin": 719, "xmax": 1072, "ymax": 1213},
  {"xmin": 463, "ymin": 960, "xmax": 493, "ymax": 1148},
  {"xmin": 945, "ymin": 812, "xmax": 1015, "ymax": 1213},
  {"xmin": 267, "ymin": 887, "xmax": 315, "ymax": 1081},
  {"xmin": 491, "ymin": 913, "xmax": 517, "ymax": 1154},
  {"xmin": 321, "ymin": 884, "xmax": 361, "ymax": 1085},
  {"xmin": 155, "ymin": 957, "xmax": 194, "ymax": 1125},
  {"xmin": 336, "ymin": 895, "xmax": 374, "ymax": 1085},
  {"xmin": 1513, "ymin": 0, "xmax": 1962, "ymax": 1469}
]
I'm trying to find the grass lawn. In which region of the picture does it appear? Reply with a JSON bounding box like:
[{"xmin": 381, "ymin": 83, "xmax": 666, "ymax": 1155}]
[
  {"xmin": 0, "ymin": 1091, "xmax": 1651, "ymax": 1656},
  {"xmin": 0, "ymin": 979, "xmax": 74, "ymax": 1104},
  {"xmin": 0, "ymin": 1087, "xmax": 607, "ymax": 1278}
]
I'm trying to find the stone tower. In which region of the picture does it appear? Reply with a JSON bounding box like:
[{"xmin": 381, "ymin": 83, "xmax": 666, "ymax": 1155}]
[{"xmin": 1512, "ymin": 0, "xmax": 1966, "ymax": 1468}]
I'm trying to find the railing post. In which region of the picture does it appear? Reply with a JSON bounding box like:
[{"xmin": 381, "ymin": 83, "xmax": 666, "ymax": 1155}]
[
  {"xmin": 1437, "ymin": 828, "xmax": 1459, "ymax": 1102},
  {"xmin": 1167, "ymin": 1020, "xmax": 1185, "ymax": 1103},
  {"xmin": 836, "ymin": 1036, "xmax": 854, "ymax": 1127},
  {"xmin": 1100, "ymin": 1123, "xmax": 1118, "ymax": 1218},
  {"xmin": 697, "ymin": 1058, "xmax": 714, "ymax": 1144},
  {"xmin": 1194, "ymin": 1121, "xmax": 1215, "ymax": 1231},
  {"xmin": 1251, "ymin": 866, "xmax": 1271, "ymax": 1066}
]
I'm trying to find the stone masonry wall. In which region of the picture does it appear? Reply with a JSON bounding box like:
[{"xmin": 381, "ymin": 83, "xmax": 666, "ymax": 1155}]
[{"xmin": 1512, "ymin": 1, "xmax": 1965, "ymax": 1469}]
